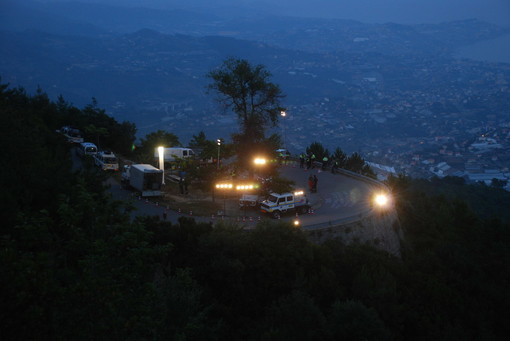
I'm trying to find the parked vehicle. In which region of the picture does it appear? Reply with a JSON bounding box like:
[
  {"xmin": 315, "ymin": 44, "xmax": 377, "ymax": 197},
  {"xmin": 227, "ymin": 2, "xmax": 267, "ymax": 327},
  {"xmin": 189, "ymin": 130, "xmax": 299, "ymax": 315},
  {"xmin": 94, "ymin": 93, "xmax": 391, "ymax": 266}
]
[
  {"xmin": 76, "ymin": 142, "xmax": 98, "ymax": 157},
  {"xmin": 60, "ymin": 126, "xmax": 84, "ymax": 144},
  {"xmin": 94, "ymin": 150, "xmax": 119, "ymax": 171},
  {"xmin": 121, "ymin": 164, "xmax": 163, "ymax": 197},
  {"xmin": 239, "ymin": 194, "xmax": 261, "ymax": 209},
  {"xmin": 154, "ymin": 147, "xmax": 195, "ymax": 162},
  {"xmin": 260, "ymin": 191, "xmax": 310, "ymax": 219}
]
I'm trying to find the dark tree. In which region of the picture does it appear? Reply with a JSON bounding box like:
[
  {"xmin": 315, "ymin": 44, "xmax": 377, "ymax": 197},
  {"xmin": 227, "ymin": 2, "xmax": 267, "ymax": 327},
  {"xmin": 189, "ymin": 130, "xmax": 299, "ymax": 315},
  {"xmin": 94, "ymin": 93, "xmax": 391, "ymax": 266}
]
[
  {"xmin": 332, "ymin": 147, "xmax": 347, "ymax": 168},
  {"xmin": 207, "ymin": 58, "xmax": 285, "ymax": 166},
  {"xmin": 306, "ymin": 142, "xmax": 329, "ymax": 161}
]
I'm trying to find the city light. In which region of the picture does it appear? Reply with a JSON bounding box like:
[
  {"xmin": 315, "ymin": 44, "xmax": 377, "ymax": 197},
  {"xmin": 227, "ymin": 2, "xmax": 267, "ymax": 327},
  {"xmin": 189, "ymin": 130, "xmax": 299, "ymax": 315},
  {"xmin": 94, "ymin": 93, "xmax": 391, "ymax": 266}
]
[
  {"xmin": 294, "ymin": 190, "xmax": 304, "ymax": 196},
  {"xmin": 293, "ymin": 219, "xmax": 300, "ymax": 227}
]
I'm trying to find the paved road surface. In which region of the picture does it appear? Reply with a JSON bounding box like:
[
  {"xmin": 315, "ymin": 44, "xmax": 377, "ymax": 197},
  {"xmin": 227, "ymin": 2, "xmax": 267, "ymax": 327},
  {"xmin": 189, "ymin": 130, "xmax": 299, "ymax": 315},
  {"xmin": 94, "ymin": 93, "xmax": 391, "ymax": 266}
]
[
  {"xmin": 106, "ymin": 163, "xmax": 378, "ymax": 229},
  {"xmin": 278, "ymin": 164, "xmax": 376, "ymax": 229}
]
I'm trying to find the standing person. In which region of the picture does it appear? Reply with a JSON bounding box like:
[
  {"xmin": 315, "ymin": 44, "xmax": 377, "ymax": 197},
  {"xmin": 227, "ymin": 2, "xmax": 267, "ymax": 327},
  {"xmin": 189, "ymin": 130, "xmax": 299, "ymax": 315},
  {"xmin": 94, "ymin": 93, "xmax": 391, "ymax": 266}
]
[
  {"xmin": 322, "ymin": 156, "xmax": 329, "ymax": 171},
  {"xmin": 310, "ymin": 153, "xmax": 316, "ymax": 168},
  {"xmin": 331, "ymin": 159, "xmax": 338, "ymax": 174},
  {"xmin": 313, "ymin": 175, "xmax": 318, "ymax": 193},
  {"xmin": 308, "ymin": 175, "xmax": 314, "ymax": 192},
  {"xmin": 306, "ymin": 154, "xmax": 312, "ymax": 170},
  {"xmin": 299, "ymin": 153, "xmax": 305, "ymax": 168}
]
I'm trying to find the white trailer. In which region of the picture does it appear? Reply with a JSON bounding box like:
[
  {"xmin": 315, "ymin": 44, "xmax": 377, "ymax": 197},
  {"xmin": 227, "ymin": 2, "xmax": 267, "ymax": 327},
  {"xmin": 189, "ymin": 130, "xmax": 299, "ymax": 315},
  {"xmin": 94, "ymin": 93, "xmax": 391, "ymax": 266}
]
[{"xmin": 121, "ymin": 164, "xmax": 163, "ymax": 197}]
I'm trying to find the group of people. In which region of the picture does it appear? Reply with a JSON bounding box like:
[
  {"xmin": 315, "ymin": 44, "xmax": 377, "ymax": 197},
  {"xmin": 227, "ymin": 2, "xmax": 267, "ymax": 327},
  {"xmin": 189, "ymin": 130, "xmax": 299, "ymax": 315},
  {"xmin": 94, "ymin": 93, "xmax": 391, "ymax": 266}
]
[
  {"xmin": 299, "ymin": 153, "xmax": 316, "ymax": 169},
  {"xmin": 299, "ymin": 152, "xmax": 341, "ymax": 173},
  {"xmin": 298, "ymin": 153, "xmax": 331, "ymax": 170}
]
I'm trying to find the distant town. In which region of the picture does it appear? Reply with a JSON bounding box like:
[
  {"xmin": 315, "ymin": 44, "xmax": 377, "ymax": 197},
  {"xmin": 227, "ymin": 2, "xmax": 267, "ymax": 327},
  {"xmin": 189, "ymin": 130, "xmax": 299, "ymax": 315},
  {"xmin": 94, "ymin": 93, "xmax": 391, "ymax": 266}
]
[{"xmin": 2, "ymin": 8, "xmax": 510, "ymax": 186}]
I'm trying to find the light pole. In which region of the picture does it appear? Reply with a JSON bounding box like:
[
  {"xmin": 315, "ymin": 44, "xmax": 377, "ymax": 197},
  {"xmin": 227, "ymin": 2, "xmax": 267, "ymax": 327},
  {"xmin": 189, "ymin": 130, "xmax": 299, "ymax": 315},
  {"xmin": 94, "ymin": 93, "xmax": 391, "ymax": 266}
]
[
  {"xmin": 217, "ymin": 138, "xmax": 221, "ymax": 170},
  {"xmin": 280, "ymin": 110, "xmax": 287, "ymax": 149},
  {"xmin": 157, "ymin": 146, "xmax": 165, "ymax": 185},
  {"xmin": 253, "ymin": 157, "xmax": 267, "ymax": 179},
  {"xmin": 215, "ymin": 183, "xmax": 233, "ymax": 216}
]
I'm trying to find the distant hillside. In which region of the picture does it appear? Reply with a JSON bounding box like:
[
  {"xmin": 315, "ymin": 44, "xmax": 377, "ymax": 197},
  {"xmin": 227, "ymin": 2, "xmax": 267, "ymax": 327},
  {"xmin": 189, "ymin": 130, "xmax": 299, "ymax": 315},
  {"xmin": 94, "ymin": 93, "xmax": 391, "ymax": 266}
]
[
  {"xmin": 2, "ymin": 5, "xmax": 510, "ymax": 151},
  {"xmin": 3, "ymin": 1, "xmax": 508, "ymax": 53},
  {"xmin": 0, "ymin": 28, "xmax": 333, "ymax": 137}
]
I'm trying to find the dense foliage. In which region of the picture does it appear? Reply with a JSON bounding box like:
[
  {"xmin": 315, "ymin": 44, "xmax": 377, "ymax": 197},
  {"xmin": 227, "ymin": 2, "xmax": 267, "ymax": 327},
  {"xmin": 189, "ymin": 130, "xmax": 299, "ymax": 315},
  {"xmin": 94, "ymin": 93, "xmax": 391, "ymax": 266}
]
[
  {"xmin": 1, "ymin": 83, "xmax": 509, "ymax": 340},
  {"xmin": 306, "ymin": 142, "xmax": 376, "ymax": 178}
]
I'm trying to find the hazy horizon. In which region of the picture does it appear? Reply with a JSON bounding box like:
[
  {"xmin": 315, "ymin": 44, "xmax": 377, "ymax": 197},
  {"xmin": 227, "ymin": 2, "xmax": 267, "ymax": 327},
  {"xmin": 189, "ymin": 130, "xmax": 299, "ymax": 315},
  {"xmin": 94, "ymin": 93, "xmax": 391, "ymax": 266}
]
[{"xmin": 25, "ymin": 0, "xmax": 510, "ymax": 26}]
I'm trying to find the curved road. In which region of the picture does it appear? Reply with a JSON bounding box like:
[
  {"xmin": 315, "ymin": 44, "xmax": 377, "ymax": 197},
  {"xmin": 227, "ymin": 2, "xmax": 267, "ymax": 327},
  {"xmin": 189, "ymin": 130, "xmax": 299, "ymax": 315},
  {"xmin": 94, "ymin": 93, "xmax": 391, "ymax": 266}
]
[
  {"xmin": 105, "ymin": 162, "xmax": 379, "ymax": 229},
  {"xmin": 279, "ymin": 164, "xmax": 377, "ymax": 229}
]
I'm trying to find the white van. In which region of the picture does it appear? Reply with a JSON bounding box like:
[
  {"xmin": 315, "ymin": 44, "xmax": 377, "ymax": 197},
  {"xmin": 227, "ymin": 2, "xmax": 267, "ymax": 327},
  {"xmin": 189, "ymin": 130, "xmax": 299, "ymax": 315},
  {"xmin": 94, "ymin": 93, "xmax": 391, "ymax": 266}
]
[
  {"xmin": 77, "ymin": 142, "xmax": 98, "ymax": 157},
  {"xmin": 154, "ymin": 147, "xmax": 195, "ymax": 162},
  {"xmin": 94, "ymin": 150, "xmax": 119, "ymax": 171}
]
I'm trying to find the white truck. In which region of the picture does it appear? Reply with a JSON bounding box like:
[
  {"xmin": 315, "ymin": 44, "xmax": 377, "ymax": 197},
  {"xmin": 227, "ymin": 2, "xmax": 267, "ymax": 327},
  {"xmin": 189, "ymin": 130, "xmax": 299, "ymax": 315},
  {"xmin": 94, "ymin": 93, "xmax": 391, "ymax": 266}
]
[
  {"xmin": 94, "ymin": 150, "xmax": 119, "ymax": 171},
  {"xmin": 121, "ymin": 164, "xmax": 163, "ymax": 197},
  {"xmin": 260, "ymin": 191, "xmax": 310, "ymax": 219},
  {"xmin": 154, "ymin": 147, "xmax": 195, "ymax": 162}
]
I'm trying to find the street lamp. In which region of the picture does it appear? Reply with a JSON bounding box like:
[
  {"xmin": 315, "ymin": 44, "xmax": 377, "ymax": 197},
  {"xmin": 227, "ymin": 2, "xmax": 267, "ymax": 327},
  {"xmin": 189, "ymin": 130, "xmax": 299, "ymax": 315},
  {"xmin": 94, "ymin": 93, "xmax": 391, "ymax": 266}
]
[
  {"xmin": 215, "ymin": 182, "xmax": 233, "ymax": 216},
  {"xmin": 253, "ymin": 157, "xmax": 267, "ymax": 166},
  {"xmin": 217, "ymin": 138, "xmax": 221, "ymax": 170},
  {"xmin": 280, "ymin": 110, "xmax": 287, "ymax": 149},
  {"xmin": 157, "ymin": 146, "xmax": 165, "ymax": 185}
]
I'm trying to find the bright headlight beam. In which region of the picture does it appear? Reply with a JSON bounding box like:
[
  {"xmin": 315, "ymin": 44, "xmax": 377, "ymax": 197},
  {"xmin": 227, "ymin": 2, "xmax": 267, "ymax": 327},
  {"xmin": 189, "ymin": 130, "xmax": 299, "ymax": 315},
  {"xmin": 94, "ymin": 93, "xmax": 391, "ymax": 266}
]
[{"xmin": 374, "ymin": 194, "xmax": 389, "ymax": 206}]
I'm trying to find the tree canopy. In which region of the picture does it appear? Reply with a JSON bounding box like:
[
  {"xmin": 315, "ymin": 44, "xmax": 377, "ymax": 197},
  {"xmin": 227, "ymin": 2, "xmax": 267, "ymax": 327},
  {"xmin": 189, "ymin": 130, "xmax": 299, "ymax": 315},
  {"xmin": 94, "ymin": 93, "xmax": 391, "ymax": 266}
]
[{"xmin": 207, "ymin": 58, "xmax": 285, "ymax": 166}]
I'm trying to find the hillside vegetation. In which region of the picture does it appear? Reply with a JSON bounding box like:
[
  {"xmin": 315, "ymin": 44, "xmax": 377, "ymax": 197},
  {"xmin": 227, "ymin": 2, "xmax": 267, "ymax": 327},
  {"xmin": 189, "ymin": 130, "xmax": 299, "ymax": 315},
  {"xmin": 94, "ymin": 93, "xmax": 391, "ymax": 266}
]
[{"xmin": 1, "ymin": 83, "xmax": 509, "ymax": 340}]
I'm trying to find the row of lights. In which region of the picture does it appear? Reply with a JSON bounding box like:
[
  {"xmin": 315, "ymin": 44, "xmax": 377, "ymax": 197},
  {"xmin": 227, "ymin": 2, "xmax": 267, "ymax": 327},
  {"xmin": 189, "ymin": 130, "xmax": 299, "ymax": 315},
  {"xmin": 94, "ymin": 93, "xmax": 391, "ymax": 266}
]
[{"xmin": 216, "ymin": 183, "xmax": 256, "ymax": 190}]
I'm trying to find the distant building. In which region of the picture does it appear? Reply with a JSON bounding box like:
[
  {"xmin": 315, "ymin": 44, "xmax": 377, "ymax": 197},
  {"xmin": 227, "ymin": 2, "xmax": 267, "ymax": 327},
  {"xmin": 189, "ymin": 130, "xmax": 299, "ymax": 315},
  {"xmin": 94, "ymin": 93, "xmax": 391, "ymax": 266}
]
[{"xmin": 366, "ymin": 161, "xmax": 397, "ymax": 180}]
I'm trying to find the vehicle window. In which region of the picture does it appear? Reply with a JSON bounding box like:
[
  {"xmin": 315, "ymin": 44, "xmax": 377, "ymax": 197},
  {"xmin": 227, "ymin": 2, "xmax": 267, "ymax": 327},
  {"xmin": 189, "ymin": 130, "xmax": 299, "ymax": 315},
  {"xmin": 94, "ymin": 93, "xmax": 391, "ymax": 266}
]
[{"xmin": 286, "ymin": 196, "xmax": 293, "ymax": 201}]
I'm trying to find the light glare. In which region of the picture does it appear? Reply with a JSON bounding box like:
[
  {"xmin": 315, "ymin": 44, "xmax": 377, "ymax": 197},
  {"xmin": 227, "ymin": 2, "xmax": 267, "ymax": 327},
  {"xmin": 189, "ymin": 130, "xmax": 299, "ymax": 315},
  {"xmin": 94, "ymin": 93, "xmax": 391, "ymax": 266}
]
[
  {"xmin": 254, "ymin": 158, "xmax": 267, "ymax": 165},
  {"xmin": 374, "ymin": 194, "xmax": 389, "ymax": 206}
]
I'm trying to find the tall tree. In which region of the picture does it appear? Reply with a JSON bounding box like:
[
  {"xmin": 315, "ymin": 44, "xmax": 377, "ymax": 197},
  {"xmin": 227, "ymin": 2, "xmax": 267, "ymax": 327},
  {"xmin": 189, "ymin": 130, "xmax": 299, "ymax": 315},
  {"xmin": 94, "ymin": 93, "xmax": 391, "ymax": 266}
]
[
  {"xmin": 207, "ymin": 58, "xmax": 285, "ymax": 165},
  {"xmin": 332, "ymin": 147, "xmax": 347, "ymax": 168},
  {"xmin": 306, "ymin": 142, "xmax": 329, "ymax": 161}
]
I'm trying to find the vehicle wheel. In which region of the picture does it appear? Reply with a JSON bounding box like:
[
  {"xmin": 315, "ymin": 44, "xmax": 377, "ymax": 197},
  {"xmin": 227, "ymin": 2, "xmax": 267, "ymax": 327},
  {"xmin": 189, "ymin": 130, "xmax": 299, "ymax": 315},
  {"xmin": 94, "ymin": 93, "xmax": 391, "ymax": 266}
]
[{"xmin": 272, "ymin": 211, "xmax": 281, "ymax": 219}]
